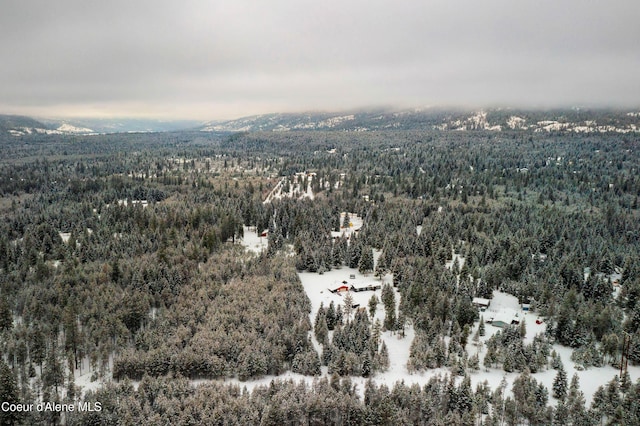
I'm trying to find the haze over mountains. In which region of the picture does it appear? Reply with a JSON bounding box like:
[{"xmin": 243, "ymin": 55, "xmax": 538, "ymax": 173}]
[
  {"xmin": 2, "ymin": 108, "xmax": 640, "ymax": 136},
  {"xmin": 0, "ymin": 115, "xmax": 201, "ymax": 136}
]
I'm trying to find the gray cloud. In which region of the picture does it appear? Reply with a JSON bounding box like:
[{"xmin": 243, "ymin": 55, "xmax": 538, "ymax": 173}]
[{"xmin": 1, "ymin": 0, "xmax": 639, "ymax": 119}]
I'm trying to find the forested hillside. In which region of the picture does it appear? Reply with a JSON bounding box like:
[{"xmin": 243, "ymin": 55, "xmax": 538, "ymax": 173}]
[{"xmin": 0, "ymin": 122, "xmax": 639, "ymax": 425}]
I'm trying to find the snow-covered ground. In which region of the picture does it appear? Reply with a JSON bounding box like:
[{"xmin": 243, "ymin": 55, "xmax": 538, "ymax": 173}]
[
  {"xmin": 298, "ymin": 271, "xmax": 640, "ymax": 404},
  {"xmin": 330, "ymin": 212, "xmax": 364, "ymax": 240},
  {"xmin": 74, "ymin": 358, "xmax": 113, "ymax": 396},
  {"xmin": 263, "ymin": 173, "xmax": 315, "ymax": 204},
  {"xmin": 241, "ymin": 226, "xmax": 268, "ymax": 255},
  {"xmin": 445, "ymin": 251, "xmax": 465, "ymax": 271},
  {"xmin": 73, "ymin": 228, "xmax": 634, "ymax": 407},
  {"xmin": 465, "ymin": 291, "xmax": 640, "ymax": 405},
  {"xmin": 298, "ymin": 264, "xmax": 436, "ymax": 397},
  {"xmin": 237, "ymin": 227, "xmax": 640, "ymax": 404}
]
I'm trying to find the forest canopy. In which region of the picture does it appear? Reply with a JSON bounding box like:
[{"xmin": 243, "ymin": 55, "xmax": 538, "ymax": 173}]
[{"xmin": 0, "ymin": 121, "xmax": 639, "ymax": 425}]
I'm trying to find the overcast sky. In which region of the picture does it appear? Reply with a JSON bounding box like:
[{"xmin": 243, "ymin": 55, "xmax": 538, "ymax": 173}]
[{"xmin": 1, "ymin": 0, "xmax": 639, "ymax": 120}]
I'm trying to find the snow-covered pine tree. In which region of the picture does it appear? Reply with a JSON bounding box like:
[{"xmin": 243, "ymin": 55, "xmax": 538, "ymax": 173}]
[
  {"xmin": 553, "ymin": 400, "xmax": 569, "ymax": 425},
  {"xmin": 374, "ymin": 258, "xmax": 387, "ymax": 281},
  {"xmin": 0, "ymin": 296, "xmax": 12, "ymax": 332},
  {"xmin": 343, "ymin": 291, "xmax": 354, "ymax": 321},
  {"xmin": 342, "ymin": 212, "xmax": 350, "ymax": 228},
  {"xmin": 552, "ymin": 366, "xmax": 567, "ymax": 400},
  {"xmin": 358, "ymin": 245, "xmax": 374, "ymax": 275},
  {"xmin": 468, "ymin": 353, "xmax": 480, "ymax": 371},
  {"xmin": 314, "ymin": 305, "xmax": 329, "ymax": 344},
  {"xmin": 0, "ymin": 360, "xmax": 19, "ymax": 425},
  {"xmin": 375, "ymin": 341, "xmax": 390, "ymax": 372},
  {"xmin": 381, "ymin": 283, "xmax": 396, "ymax": 331},
  {"xmin": 361, "ymin": 351, "xmax": 372, "ymax": 378},
  {"xmin": 326, "ymin": 301, "xmax": 337, "ymax": 330},
  {"xmin": 368, "ymin": 294, "xmax": 378, "ymax": 319},
  {"xmin": 502, "ymin": 350, "xmax": 515, "ymax": 373}
]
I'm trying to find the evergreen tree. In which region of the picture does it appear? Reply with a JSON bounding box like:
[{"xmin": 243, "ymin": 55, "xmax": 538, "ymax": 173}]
[
  {"xmin": 456, "ymin": 375, "xmax": 474, "ymax": 414},
  {"xmin": 550, "ymin": 350, "xmax": 562, "ymax": 370},
  {"xmin": 30, "ymin": 327, "xmax": 46, "ymax": 373},
  {"xmin": 314, "ymin": 306, "xmax": 329, "ymax": 345},
  {"xmin": 553, "ymin": 400, "xmax": 569, "ymax": 425},
  {"xmin": 0, "ymin": 360, "xmax": 20, "ymax": 425},
  {"xmin": 468, "ymin": 353, "xmax": 480, "ymax": 371},
  {"xmin": 591, "ymin": 385, "xmax": 607, "ymax": 423},
  {"xmin": 518, "ymin": 318, "xmax": 526, "ymax": 338},
  {"xmin": 381, "ymin": 283, "xmax": 396, "ymax": 331},
  {"xmin": 326, "ymin": 301, "xmax": 337, "ymax": 330},
  {"xmin": 0, "ymin": 295, "xmax": 12, "ymax": 332},
  {"xmin": 374, "ymin": 260, "xmax": 387, "ymax": 281},
  {"xmin": 332, "ymin": 239, "xmax": 346, "ymax": 267},
  {"xmin": 335, "ymin": 304, "xmax": 344, "ymax": 326},
  {"xmin": 43, "ymin": 344, "xmax": 65, "ymax": 393},
  {"xmin": 347, "ymin": 238, "xmax": 362, "ymax": 269},
  {"xmin": 358, "ymin": 245, "xmax": 374, "ymax": 275},
  {"xmin": 552, "ymin": 366, "xmax": 567, "ymax": 401},
  {"xmin": 343, "ymin": 291, "xmax": 354, "ymax": 321},
  {"xmin": 478, "ymin": 315, "xmax": 486, "ymax": 337},
  {"xmin": 370, "ymin": 319, "xmax": 382, "ymax": 354},
  {"xmin": 361, "ymin": 351, "xmax": 372, "ymax": 378},
  {"xmin": 66, "ymin": 370, "xmax": 77, "ymax": 402},
  {"xmin": 376, "ymin": 341, "xmax": 390, "ymax": 372},
  {"xmin": 605, "ymin": 376, "xmax": 621, "ymax": 417},
  {"xmin": 472, "ymin": 328, "xmax": 482, "ymax": 352},
  {"xmin": 502, "ymin": 351, "xmax": 515, "ymax": 373},
  {"xmin": 620, "ymin": 369, "xmax": 632, "ymax": 393},
  {"xmin": 483, "ymin": 346, "xmax": 497, "ymax": 370},
  {"xmin": 368, "ymin": 294, "xmax": 378, "ymax": 319}
]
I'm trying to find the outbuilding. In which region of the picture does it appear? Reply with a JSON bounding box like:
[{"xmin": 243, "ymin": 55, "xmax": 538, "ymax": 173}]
[
  {"xmin": 472, "ymin": 297, "xmax": 491, "ymax": 310},
  {"xmin": 351, "ymin": 283, "xmax": 381, "ymax": 292},
  {"xmin": 330, "ymin": 285, "xmax": 350, "ymax": 294}
]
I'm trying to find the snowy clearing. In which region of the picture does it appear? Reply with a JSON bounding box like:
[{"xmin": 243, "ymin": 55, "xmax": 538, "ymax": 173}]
[
  {"xmin": 263, "ymin": 172, "xmax": 315, "ymax": 204},
  {"xmin": 236, "ymin": 226, "xmax": 639, "ymax": 404},
  {"xmin": 241, "ymin": 226, "xmax": 267, "ymax": 255}
]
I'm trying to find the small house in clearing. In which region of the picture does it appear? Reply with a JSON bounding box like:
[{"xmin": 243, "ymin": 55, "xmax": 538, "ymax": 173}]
[
  {"xmin": 351, "ymin": 283, "xmax": 381, "ymax": 292},
  {"xmin": 487, "ymin": 310, "xmax": 520, "ymax": 328},
  {"xmin": 330, "ymin": 285, "xmax": 350, "ymax": 294},
  {"xmin": 472, "ymin": 297, "xmax": 491, "ymax": 310}
]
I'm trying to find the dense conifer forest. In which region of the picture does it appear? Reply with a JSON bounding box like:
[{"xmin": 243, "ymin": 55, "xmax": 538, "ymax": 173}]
[{"xmin": 1, "ymin": 123, "xmax": 639, "ymax": 425}]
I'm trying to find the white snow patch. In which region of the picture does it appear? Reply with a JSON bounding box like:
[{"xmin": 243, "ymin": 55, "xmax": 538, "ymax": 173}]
[
  {"xmin": 240, "ymin": 226, "xmax": 267, "ymax": 254},
  {"xmin": 57, "ymin": 123, "xmax": 95, "ymax": 133},
  {"xmin": 507, "ymin": 116, "xmax": 527, "ymax": 129},
  {"xmin": 317, "ymin": 115, "xmax": 355, "ymax": 128},
  {"xmin": 445, "ymin": 251, "xmax": 465, "ymax": 272},
  {"xmin": 263, "ymin": 173, "xmax": 315, "ymax": 204}
]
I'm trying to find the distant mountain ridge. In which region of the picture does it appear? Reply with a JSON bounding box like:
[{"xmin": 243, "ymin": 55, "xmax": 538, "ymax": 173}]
[
  {"xmin": 41, "ymin": 118, "xmax": 202, "ymax": 134},
  {"xmin": 200, "ymin": 108, "xmax": 640, "ymax": 134},
  {"xmin": 0, "ymin": 115, "xmax": 51, "ymax": 134},
  {"xmin": 3, "ymin": 109, "xmax": 640, "ymax": 136},
  {"xmin": 0, "ymin": 115, "xmax": 201, "ymax": 136}
]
